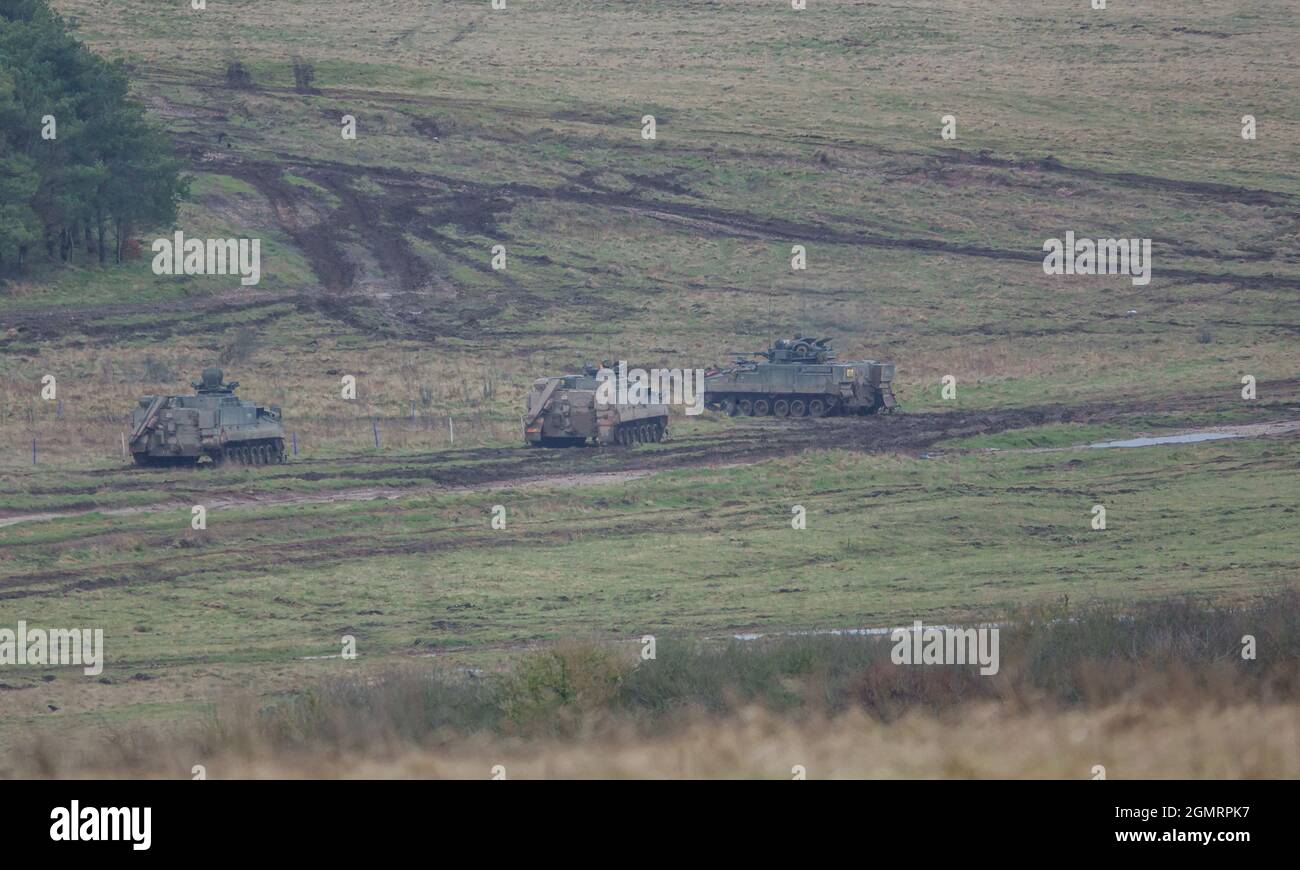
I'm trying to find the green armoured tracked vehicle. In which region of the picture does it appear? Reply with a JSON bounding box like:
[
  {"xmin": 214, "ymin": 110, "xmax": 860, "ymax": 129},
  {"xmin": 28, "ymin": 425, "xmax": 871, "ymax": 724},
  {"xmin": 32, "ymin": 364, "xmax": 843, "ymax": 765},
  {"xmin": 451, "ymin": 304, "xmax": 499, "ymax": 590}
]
[
  {"xmin": 703, "ymin": 336, "xmax": 896, "ymax": 417},
  {"xmin": 523, "ymin": 363, "xmax": 669, "ymax": 447},
  {"xmin": 129, "ymin": 367, "xmax": 286, "ymax": 466}
]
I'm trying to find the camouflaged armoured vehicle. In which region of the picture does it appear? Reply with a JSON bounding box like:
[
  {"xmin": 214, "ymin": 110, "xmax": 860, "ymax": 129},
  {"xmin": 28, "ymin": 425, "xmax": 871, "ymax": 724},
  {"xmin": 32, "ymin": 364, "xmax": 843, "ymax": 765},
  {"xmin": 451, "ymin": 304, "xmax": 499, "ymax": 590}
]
[
  {"xmin": 523, "ymin": 363, "xmax": 668, "ymax": 447},
  {"xmin": 129, "ymin": 367, "xmax": 285, "ymax": 466},
  {"xmin": 704, "ymin": 336, "xmax": 896, "ymax": 417}
]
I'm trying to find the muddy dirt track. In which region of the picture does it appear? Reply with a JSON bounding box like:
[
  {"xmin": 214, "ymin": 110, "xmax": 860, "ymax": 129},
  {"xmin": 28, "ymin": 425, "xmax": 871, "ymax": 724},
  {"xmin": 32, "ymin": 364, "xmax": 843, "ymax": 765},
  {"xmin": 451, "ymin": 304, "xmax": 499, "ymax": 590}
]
[
  {"xmin": 5, "ymin": 62, "xmax": 1298, "ymax": 351},
  {"xmin": 205, "ymin": 143, "xmax": 1300, "ymax": 310},
  {"xmin": 3, "ymin": 402, "xmax": 1298, "ymax": 604},
  {"xmin": 4, "ymin": 403, "xmax": 1080, "ymax": 515},
  {"xmin": 5, "ymin": 388, "xmax": 1299, "ymax": 532}
]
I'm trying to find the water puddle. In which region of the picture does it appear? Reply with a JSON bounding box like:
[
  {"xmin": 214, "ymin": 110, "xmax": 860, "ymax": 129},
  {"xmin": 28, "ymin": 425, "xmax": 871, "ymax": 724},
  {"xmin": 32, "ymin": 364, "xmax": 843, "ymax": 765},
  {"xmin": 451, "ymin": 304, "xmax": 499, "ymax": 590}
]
[
  {"xmin": 1003, "ymin": 419, "xmax": 1300, "ymax": 456},
  {"xmin": 1087, "ymin": 431, "xmax": 1242, "ymax": 449}
]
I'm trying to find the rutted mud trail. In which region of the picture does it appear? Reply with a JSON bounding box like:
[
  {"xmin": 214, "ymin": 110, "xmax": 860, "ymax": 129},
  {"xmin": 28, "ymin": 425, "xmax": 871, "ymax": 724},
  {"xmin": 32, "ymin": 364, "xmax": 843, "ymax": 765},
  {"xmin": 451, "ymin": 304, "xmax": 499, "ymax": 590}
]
[
  {"xmin": 216, "ymin": 149, "xmax": 1300, "ymax": 303},
  {"xmin": 4, "ymin": 400, "xmax": 1298, "ymax": 530},
  {"xmin": 144, "ymin": 61, "xmax": 1300, "ymax": 334},
  {"xmin": 9, "ymin": 69, "xmax": 1296, "ymax": 348},
  {"xmin": 140, "ymin": 67, "xmax": 1300, "ymax": 212},
  {"xmin": 0, "ymin": 291, "xmax": 311, "ymax": 345},
  {"xmin": 0, "ymin": 469, "xmax": 656, "ymax": 530}
]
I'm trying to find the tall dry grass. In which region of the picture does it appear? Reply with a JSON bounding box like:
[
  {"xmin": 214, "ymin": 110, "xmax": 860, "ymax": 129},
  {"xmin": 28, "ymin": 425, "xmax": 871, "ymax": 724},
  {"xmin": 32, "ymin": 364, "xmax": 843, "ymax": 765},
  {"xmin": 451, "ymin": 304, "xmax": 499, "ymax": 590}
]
[{"xmin": 10, "ymin": 592, "xmax": 1298, "ymax": 778}]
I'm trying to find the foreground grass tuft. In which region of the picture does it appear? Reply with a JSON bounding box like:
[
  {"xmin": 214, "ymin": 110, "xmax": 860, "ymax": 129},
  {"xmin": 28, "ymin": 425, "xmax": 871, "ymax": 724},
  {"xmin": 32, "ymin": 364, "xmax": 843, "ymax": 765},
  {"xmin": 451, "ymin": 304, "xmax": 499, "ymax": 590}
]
[{"xmin": 11, "ymin": 590, "xmax": 1297, "ymax": 777}]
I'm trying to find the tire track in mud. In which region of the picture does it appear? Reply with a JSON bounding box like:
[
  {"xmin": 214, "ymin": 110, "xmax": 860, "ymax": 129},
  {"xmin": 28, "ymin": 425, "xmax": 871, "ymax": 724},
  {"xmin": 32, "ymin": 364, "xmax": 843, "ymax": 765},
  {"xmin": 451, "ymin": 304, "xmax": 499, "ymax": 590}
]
[
  {"xmin": 4, "ymin": 413, "xmax": 1296, "ymax": 602},
  {"xmin": 0, "ymin": 505, "xmax": 665, "ymax": 599},
  {"xmin": 5, "ymin": 393, "xmax": 1298, "ymax": 533},
  {"xmin": 177, "ymin": 141, "xmax": 530, "ymax": 337},
  {"xmin": 0, "ymin": 399, "xmax": 1189, "ymax": 511},
  {"xmin": 0, "ymin": 292, "xmax": 312, "ymax": 346},
  {"xmin": 139, "ymin": 67, "xmax": 1300, "ymax": 211},
  {"xmin": 938, "ymin": 150, "xmax": 1299, "ymax": 210},
  {"xmin": 150, "ymin": 62, "xmax": 1298, "ymax": 315},
  {"xmin": 798, "ymin": 136, "xmax": 1300, "ymax": 209},
  {"xmin": 6, "ymin": 495, "xmax": 822, "ymax": 599},
  {"xmin": 13, "ymin": 70, "xmax": 1284, "ymax": 347},
  {"xmin": 215, "ymin": 151, "xmax": 1300, "ymax": 302},
  {"xmin": 6, "ymin": 382, "xmax": 1297, "ymax": 515}
]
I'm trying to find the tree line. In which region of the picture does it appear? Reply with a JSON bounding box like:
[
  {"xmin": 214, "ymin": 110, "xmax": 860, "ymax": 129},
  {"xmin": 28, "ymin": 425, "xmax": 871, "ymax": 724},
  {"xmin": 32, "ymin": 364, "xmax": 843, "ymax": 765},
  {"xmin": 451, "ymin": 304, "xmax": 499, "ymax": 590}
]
[{"xmin": 0, "ymin": 0, "xmax": 187, "ymax": 277}]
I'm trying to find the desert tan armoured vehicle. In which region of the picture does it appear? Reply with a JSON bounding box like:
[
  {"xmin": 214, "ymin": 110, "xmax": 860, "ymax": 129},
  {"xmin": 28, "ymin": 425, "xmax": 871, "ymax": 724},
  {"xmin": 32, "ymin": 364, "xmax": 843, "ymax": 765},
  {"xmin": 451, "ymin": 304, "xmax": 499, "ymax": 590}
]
[
  {"xmin": 523, "ymin": 365, "xmax": 669, "ymax": 447},
  {"xmin": 704, "ymin": 336, "xmax": 896, "ymax": 417},
  {"xmin": 129, "ymin": 367, "xmax": 285, "ymax": 466}
]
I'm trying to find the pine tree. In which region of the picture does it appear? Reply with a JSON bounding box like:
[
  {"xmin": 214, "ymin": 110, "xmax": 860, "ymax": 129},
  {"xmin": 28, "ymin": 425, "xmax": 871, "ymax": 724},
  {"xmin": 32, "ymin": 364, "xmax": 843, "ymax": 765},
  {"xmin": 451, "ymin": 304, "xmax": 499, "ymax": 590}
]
[{"xmin": 0, "ymin": 0, "xmax": 187, "ymax": 278}]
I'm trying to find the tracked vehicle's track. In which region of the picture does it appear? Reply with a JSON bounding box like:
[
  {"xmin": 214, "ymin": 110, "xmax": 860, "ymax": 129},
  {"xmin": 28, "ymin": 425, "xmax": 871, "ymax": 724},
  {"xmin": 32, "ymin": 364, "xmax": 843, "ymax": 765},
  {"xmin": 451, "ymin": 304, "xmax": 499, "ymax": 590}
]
[
  {"xmin": 217, "ymin": 438, "xmax": 287, "ymax": 466},
  {"xmin": 612, "ymin": 418, "xmax": 666, "ymax": 445}
]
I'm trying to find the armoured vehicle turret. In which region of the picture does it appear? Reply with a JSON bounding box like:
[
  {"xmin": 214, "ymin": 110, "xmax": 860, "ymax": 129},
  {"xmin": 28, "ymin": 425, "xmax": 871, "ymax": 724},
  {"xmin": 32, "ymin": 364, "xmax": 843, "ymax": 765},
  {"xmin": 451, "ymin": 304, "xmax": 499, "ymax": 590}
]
[
  {"xmin": 703, "ymin": 336, "xmax": 896, "ymax": 417},
  {"xmin": 523, "ymin": 362, "xmax": 669, "ymax": 447},
  {"xmin": 128, "ymin": 367, "xmax": 286, "ymax": 466}
]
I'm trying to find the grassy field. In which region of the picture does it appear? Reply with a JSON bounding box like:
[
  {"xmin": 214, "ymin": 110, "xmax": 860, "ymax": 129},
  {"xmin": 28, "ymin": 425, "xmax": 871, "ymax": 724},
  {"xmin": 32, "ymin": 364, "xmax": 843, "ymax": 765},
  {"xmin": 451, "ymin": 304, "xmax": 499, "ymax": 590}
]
[
  {"xmin": 2, "ymin": 432, "xmax": 1297, "ymax": 759},
  {"xmin": 0, "ymin": 1, "xmax": 1297, "ymax": 775}
]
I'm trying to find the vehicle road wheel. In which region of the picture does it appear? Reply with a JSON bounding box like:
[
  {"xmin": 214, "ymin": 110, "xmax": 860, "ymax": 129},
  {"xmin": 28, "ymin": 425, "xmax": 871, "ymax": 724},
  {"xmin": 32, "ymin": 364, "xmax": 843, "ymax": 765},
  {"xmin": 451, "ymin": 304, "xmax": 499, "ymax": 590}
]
[
  {"xmin": 753, "ymin": 399, "xmax": 771, "ymax": 416},
  {"xmin": 808, "ymin": 399, "xmax": 827, "ymax": 418},
  {"xmin": 723, "ymin": 397, "xmax": 738, "ymax": 417},
  {"xmin": 773, "ymin": 399, "xmax": 790, "ymax": 418},
  {"xmin": 790, "ymin": 399, "xmax": 807, "ymax": 418},
  {"xmin": 738, "ymin": 399, "xmax": 753, "ymax": 416}
]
